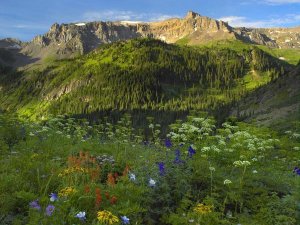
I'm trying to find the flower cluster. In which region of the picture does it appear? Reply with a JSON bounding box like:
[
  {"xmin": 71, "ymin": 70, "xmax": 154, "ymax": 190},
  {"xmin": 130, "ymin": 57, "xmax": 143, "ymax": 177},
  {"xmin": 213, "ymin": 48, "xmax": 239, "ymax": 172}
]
[
  {"xmin": 293, "ymin": 167, "xmax": 300, "ymax": 175},
  {"xmin": 49, "ymin": 193, "xmax": 58, "ymax": 202},
  {"xmin": 188, "ymin": 145, "xmax": 196, "ymax": 157},
  {"xmin": 29, "ymin": 200, "xmax": 41, "ymax": 210},
  {"xmin": 193, "ymin": 203, "xmax": 213, "ymax": 215},
  {"xmin": 45, "ymin": 205, "xmax": 55, "ymax": 216},
  {"xmin": 224, "ymin": 179, "xmax": 232, "ymax": 185},
  {"xmin": 97, "ymin": 210, "xmax": 119, "ymax": 224},
  {"xmin": 75, "ymin": 211, "xmax": 86, "ymax": 221},
  {"xmin": 233, "ymin": 160, "xmax": 251, "ymax": 167},
  {"xmin": 121, "ymin": 215, "xmax": 130, "ymax": 224},
  {"xmin": 68, "ymin": 151, "xmax": 97, "ymax": 167},
  {"xmin": 58, "ymin": 166, "xmax": 88, "ymax": 177},
  {"xmin": 96, "ymin": 154, "xmax": 115, "ymax": 165},
  {"xmin": 58, "ymin": 187, "xmax": 77, "ymax": 197}
]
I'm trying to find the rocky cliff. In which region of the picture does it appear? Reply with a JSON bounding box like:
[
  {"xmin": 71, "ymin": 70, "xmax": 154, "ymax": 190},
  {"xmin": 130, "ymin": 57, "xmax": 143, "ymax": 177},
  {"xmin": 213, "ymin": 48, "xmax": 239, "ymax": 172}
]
[
  {"xmin": 1, "ymin": 11, "xmax": 299, "ymax": 66},
  {"xmin": 20, "ymin": 11, "xmax": 235, "ymax": 60},
  {"xmin": 235, "ymin": 26, "xmax": 300, "ymax": 49}
]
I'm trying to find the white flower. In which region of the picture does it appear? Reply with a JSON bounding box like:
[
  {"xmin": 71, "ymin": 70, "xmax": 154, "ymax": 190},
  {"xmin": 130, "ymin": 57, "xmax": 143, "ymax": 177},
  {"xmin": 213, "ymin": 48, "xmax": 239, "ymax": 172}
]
[
  {"xmin": 224, "ymin": 179, "xmax": 232, "ymax": 185},
  {"xmin": 75, "ymin": 211, "xmax": 86, "ymax": 221},
  {"xmin": 233, "ymin": 160, "xmax": 251, "ymax": 167},
  {"xmin": 129, "ymin": 173, "xmax": 136, "ymax": 181},
  {"xmin": 149, "ymin": 178, "xmax": 156, "ymax": 187},
  {"xmin": 209, "ymin": 167, "xmax": 216, "ymax": 172},
  {"xmin": 252, "ymin": 170, "xmax": 258, "ymax": 174}
]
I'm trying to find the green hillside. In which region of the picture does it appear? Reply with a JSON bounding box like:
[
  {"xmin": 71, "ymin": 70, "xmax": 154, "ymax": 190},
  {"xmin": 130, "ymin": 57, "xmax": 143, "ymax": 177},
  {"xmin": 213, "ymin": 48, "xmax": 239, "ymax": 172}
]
[{"xmin": 0, "ymin": 38, "xmax": 294, "ymax": 122}]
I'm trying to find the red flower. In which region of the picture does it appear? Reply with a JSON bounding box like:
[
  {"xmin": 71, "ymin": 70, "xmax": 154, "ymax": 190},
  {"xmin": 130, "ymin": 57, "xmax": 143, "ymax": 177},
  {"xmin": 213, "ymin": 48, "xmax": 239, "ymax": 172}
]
[
  {"xmin": 95, "ymin": 188, "xmax": 102, "ymax": 207},
  {"xmin": 105, "ymin": 192, "xmax": 110, "ymax": 200},
  {"xmin": 110, "ymin": 196, "xmax": 117, "ymax": 205}
]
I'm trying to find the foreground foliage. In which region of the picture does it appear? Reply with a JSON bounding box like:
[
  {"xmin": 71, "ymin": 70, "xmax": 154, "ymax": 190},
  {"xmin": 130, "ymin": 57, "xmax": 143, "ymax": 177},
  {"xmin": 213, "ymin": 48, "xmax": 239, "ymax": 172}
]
[{"xmin": 0, "ymin": 113, "xmax": 299, "ymax": 224}]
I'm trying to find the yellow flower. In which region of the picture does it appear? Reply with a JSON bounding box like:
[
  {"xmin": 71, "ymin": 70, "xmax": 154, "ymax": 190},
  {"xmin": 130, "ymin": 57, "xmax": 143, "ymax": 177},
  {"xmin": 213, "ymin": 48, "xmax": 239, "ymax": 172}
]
[
  {"xmin": 58, "ymin": 187, "xmax": 77, "ymax": 197},
  {"xmin": 193, "ymin": 203, "xmax": 213, "ymax": 215},
  {"xmin": 58, "ymin": 166, "xmax": 88, "ymax": 177},
  {"xmin": 97, "ymin": 210, "xmax": 119, "ymax": 225}
]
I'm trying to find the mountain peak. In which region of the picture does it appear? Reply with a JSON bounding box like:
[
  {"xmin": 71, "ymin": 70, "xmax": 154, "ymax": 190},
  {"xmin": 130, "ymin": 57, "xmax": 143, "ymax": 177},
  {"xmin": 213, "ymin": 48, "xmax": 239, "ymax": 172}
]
[{"xmin": 185, "ymin": 11, "xmax": 200, "ymax": 19}]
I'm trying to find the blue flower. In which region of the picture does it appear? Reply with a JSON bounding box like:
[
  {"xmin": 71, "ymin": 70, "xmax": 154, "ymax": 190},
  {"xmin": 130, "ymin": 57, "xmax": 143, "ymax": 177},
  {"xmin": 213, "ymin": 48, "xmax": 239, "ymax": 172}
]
[
  {"xmin": 121, "ymin": 215, "xmax": 130, "ymax": 224},
  {"xmin": 173, "ymin": 149, "xmax": 184, "ymax": 164},
  {"xmin": 45, "ymin": 204, "xmax": 55, "ymax": 216},
  {"xmin": 29, "ymin": 200, "xmax": 41, "ymax": 210},
  {"xmin": 188, "ymin": 145, "xmax": 196, "ymax": 158},
  {"xmin": 158, "ymin": 162, "xmax": 165, "ymax": 175},
  {"xmin": 293, "ymin": 167, "xmax": 300, "ymax": 176},
  {"xmin": 75, "ymin": 211, "xmax": 86, "ymax": 221},
  {"xmin": 49, "ymin": 193, "xmax": 58, "ymax": 202},
  {"xmin": 165, "ymin": 139, "xmax": 172, "ymax": 148}
]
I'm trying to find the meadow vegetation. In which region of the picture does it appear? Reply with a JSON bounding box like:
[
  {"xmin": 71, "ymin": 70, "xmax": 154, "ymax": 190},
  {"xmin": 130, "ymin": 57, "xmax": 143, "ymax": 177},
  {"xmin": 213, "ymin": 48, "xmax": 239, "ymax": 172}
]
[{"xmin": 0, "ymin": 113, "xmax": 299, "ymax": 224}]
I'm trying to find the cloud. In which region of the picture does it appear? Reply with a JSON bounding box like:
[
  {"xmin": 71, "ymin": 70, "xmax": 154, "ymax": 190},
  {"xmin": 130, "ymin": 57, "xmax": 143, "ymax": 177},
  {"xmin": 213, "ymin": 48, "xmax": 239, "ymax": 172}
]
[
  {"xmin": 263, "ymin": 0, "xmax": 300, "ymax": 4},
  {"xmin": 82, "ymin": 10, "xmax": 179, "ymax": 22},
  {"xmin": 219, "ymin": 14, "xmax": 300, "ymax": 27},
  {"xmin": 12, "ymin": 24, "xmax": 49, "ymax": 29}
]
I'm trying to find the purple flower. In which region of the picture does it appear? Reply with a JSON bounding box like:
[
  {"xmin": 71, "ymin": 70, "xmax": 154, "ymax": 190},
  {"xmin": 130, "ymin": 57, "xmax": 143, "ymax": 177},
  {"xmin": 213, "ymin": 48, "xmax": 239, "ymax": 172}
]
[
  {"xmin": 45, "ymin": 204, "xmax": 55, "ymax": 216},
  {"xmin": 158, "ymin": 162, "xmax": 165, "ymax": 175},
  {"xmin": 121, "ymin": 215, "xmax": 130, "ymax": 224},
  {"xmin": 165, "ymin": 139, "xmax": 172, "ymax": 148},
  {"xmin": 75, "ymin": 211, "xmax": 86, "ymax": 221},
  {"xmin": 293, "ymin": 167, "xmax": 300, "ymax": 176},
  {"xmin": 29, "ymin": 200, "xmax": 41, "ymax": 210},
  {"xmin": 188, "ymin": 145, "xmax": 196, "ymax": 158},
  {"xmin": 49, "ymin": 193, "xmax": 58, "ymax": 202},
  {"xmin": 174, "ymin": 149, "xmax": 184, "ymax": 164}
]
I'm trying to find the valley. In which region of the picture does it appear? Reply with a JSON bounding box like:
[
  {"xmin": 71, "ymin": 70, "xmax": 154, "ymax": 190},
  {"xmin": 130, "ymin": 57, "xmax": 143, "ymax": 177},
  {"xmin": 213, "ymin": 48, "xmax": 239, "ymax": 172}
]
[{"xmin": 0, "ymin": 9, "xmax": 299, "ymax": 225}]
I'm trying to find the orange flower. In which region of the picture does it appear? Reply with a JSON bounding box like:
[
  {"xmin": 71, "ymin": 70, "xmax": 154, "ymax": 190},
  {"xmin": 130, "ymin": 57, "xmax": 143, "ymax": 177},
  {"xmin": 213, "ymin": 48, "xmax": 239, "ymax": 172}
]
[
  {"xmin": 110, "ymin": 196, "xmax": 117, "ymax": 205},
  {"xmin": 90, "ymin": 166, "xmax": 101, "ymax": 181},
  {"xmin": 107, "ymin": 173, "xmax": 115, "ymax": 186},
  {"xmin": 105, "ymin": 192, "xmax": 110, "ymax": 200},
  {"xmin": 95, "ymin": 188, "xmax": 102, "ymax": 208},
  {"xmin": 122, "ymin": 165, "xmax": 130, "ymax": 176}
]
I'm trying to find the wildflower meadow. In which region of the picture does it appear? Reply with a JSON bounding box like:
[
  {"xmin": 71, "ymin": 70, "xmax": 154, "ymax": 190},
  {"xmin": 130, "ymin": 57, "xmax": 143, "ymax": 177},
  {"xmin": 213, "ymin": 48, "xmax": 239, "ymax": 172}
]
[{"xmin": 0, "ymin": 113, "xmax": 299, "ymax": 224}]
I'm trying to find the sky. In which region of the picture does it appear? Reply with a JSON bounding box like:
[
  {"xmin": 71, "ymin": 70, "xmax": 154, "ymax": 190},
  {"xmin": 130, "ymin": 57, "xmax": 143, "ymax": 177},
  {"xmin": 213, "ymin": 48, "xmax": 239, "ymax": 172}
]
[{"xmin": 0, "ymin": 0, "xmax": 300, "ymax": 41}]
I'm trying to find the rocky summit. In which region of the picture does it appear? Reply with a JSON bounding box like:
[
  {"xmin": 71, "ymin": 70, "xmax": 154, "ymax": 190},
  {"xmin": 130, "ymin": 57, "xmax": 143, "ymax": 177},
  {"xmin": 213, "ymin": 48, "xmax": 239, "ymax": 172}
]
[{"xmin": 1, "ymin": 11, "xmax": 299, "ymax": 66}]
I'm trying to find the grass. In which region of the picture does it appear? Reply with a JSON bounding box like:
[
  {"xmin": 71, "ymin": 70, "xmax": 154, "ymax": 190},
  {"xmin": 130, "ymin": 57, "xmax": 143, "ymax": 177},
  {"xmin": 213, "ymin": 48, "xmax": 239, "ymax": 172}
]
[
  {"xmin": 0, "ymin": 113, "xmax": 299, "ymax": 224},
  {"xmin": 257, "ymin": 46, "xmax": 300, "ymax": 65}
]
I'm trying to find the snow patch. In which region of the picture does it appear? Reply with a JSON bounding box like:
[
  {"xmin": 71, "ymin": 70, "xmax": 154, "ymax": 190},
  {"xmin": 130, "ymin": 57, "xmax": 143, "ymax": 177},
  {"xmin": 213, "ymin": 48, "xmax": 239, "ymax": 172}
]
[
  {"xmin": 75, "ymin": 23, "xmax": 86, "ymax": 26},
  {"xmin": 120, "ymin": 21, "xmax": 142, "ymax": 25}
]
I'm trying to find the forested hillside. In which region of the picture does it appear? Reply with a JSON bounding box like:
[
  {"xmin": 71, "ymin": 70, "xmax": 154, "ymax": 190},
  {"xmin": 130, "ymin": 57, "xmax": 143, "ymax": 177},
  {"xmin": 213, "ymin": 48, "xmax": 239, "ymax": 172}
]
[{"xmin": 0, "ymin": 38, "xmax": 293, "ymax": 123}]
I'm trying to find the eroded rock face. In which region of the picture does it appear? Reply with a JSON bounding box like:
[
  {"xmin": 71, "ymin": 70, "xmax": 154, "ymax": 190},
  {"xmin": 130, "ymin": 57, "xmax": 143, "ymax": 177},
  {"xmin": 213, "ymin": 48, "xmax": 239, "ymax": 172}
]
[
  {"xmin": 235, "ymin": 27, "xmax": 300, "ymax": 49},
  {"xmin": 3, "ymin": 11, "xmax": 299, "ymax": 64},
  {"xmin": 20, "ymin": 11, "xmax": 237, "ymax": 60}
]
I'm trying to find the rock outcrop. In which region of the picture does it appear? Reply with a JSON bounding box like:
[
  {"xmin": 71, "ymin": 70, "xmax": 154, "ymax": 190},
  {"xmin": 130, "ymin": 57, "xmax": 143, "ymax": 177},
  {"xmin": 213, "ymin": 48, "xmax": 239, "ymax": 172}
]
[{"xmin": 1, "ymin": 11, "xmax": 299, "ymax": 65}]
